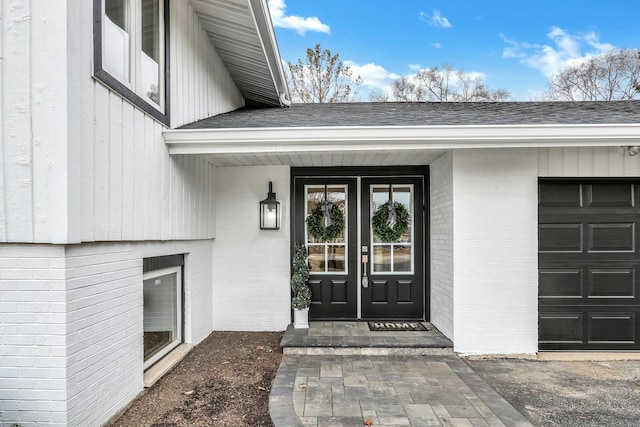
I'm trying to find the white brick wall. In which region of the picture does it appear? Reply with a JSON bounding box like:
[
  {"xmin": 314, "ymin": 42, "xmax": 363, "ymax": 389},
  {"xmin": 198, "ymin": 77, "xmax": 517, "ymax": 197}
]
[
  {"xmin": 429, "ymin": 152, "xmax": 454, "ymax": 340},
  {"xmin": 212, "ymin": 166, "xmax": 291, "ymax": 331},
  {"xmin": 452, "ymin": 149, "xmax": 539, "ymax": 354},
  {"xmin": 0, "ymin": 245, "xmax": 68, "ymax": 426},
  {"xmin": 0, "ymin": 239, "xmax": 214, "ymax": 427}
]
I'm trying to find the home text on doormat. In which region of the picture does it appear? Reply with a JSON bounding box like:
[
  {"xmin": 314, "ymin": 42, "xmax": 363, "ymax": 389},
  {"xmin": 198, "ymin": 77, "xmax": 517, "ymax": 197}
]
[{"xmin": 368, "ymin": 321, "xmax": 428, "ymax": 331}]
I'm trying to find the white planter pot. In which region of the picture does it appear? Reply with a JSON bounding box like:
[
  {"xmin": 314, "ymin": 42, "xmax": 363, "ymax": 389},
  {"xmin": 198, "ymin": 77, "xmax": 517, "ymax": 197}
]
[{"xmin": 293, "ymin": 308, "xmax": 309, "ymax": 329}]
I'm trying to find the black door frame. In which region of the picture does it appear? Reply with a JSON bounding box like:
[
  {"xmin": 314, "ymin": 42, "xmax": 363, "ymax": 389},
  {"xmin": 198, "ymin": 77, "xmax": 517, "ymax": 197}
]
[{"xmin": 291, "ymin": 166, "xmax": 430, "ymax": 321}]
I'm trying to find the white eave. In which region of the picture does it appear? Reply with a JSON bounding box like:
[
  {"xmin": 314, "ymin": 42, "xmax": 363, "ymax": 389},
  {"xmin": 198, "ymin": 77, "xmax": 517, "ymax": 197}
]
[
  {"xmin": 164, "ymin": 123, "xmax": 640, "ymax": 156},
  {"xmin": 190, "ymin": 0, "xmax": 290, "ymax": 107}
]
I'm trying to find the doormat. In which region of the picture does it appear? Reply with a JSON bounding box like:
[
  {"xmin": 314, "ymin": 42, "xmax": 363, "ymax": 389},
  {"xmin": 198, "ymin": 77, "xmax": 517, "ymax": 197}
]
[{"xmin": 368, "ymin": 321, "xmax": 428, "ymax": 331}]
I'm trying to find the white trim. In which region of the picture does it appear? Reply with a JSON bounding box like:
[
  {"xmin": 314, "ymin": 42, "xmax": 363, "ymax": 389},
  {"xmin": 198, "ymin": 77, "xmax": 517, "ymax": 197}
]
[{"xmin": 164, "ymin": 123, "xmax": 640, "ymax": 155}]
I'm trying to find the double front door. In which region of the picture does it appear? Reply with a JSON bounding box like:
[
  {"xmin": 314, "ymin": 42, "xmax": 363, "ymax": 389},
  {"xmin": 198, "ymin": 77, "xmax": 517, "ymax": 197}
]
[{"xmin": 293, "ymin": 175, "xmax": 425, "ymax": 320}]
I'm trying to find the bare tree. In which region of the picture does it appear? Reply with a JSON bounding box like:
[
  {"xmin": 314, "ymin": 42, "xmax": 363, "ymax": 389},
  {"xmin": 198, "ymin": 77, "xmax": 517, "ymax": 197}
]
[
  {"xmin": 287, "ymin": 44, "xmax": 363, "ymax": 103},
  {"xmin": 372, "ymin": 65, "xmax": 510, "ymax": 102},
  {"xmin": 543, "ymin": 49, "xmax": 640, "ymax": 100}
]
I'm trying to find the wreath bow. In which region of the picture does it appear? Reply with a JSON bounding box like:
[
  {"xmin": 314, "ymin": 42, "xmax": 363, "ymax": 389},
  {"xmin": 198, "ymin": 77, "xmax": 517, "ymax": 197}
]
[
  {"xmin": 387, "ymin": 202, "xmax": 397, "ymax": 228},
  {"xmin": 320, "ymin": 201, "xmax": 333, "ymax": 227}
]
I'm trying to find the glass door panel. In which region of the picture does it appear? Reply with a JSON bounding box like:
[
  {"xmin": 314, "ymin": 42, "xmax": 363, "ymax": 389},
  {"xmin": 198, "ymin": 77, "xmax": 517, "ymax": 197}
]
[
  {"xmin": 370, "ymin": 184, "xmax": 414, "ymax": 274},
  {"xmin": 305, "ymin": 185, "xmax": 348, "ymax": 274}
]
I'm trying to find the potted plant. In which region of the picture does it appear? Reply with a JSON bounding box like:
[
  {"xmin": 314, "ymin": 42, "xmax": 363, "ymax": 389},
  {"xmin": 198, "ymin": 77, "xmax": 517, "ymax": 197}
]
[{"xmin": 291, "ymin": 243, "xmax": 311, "ymax": 329}]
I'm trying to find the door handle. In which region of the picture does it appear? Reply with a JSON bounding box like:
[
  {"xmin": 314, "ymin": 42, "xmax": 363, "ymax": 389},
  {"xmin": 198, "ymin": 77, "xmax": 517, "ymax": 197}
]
[{"xmin": 362, "ymin": 253, "xmax": 369, "ymax": 288}]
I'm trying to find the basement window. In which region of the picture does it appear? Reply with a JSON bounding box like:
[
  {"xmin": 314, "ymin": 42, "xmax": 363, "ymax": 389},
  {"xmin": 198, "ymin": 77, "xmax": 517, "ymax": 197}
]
[
  {"xmin": 94, "ymin": 0, "xmax": 169, "ymax": 125},
  {"xmin": 143, "ymin": 255, "xmax": 184, "ymax": 369}
]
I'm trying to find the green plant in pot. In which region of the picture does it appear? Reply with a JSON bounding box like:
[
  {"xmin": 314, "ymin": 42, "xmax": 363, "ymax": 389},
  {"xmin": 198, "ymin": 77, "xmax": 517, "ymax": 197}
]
[{"xmin": 291, "ymin": 243, "xmax": 311, "ymax": 328}]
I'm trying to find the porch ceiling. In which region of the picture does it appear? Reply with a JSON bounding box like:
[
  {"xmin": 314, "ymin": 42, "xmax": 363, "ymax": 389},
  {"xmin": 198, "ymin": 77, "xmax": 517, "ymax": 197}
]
[
  {"xmin": 189, "ymin": 0, "xmax": 289, "ymax": 107},
  {"xmin": 197, "ymin": 149, "xmax": 448, "ymax": 167}
]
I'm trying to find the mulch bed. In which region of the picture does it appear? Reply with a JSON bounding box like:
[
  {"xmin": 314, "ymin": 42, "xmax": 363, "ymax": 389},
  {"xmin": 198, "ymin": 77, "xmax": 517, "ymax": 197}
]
[{"xmin": 108, "ymin": 331, "xmax": 284, "ymax": 427}]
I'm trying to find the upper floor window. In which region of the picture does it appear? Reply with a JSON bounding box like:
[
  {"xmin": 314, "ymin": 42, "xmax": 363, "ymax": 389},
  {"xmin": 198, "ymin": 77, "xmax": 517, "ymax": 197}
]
[{"xmin": 94, "ymin": 0, "xmax": 169, "ymax": 125}]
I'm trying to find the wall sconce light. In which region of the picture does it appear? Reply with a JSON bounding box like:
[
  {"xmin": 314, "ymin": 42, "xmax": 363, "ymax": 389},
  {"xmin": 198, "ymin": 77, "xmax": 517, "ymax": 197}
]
[
  {"xmin": 627, "ymin": 146, "xmax": 640, "ymax": 156},
  {"xmin": 259, "ymin": 181, "xmax": 280, "ymax": 230}
]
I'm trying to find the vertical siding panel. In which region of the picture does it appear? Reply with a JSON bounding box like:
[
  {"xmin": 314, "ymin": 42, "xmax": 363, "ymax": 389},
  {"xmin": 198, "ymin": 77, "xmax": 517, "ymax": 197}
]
[
  {"xmin": 3, "ymin": 0, "xmax": 34, "ymax": 241},
  {"xmin": 108, "ymin": 93, "xmax": 123, "ymax": 240},
  {"xmin": 0, "ymin": 2, "xmax": 5, "ymax": 241},
  {"xmin": 623, "ymin": 151, "xmax": 640, "ymax": 176},
  {"xmin": 79, "ymin": 0, "xmax": 96, "ymax": 242},
  {"xmin": 121, "ymin": 103, "xmax": 135, "ymax": 239},
  {"xmin": 153, "ymin": 121, "xmax": 163, "ymax": 237},
  {"xmin": 175, "ymin": 156, "xmax": 185, "ymax": 238},
  {"xmin": 188, "ymin": 5, "xmax": 195, "ymax": 122},
  {"xmin": 94, "ymin": 85, "xmax": 110, "ymax": 240},
  {"xmin": 608, "ymin": 146, "xmax": 625, "ymax": 176},
  {"xmin": 161, "ymin": 130, "xmax": 171, "ymax": 240},
  {"xmin": 592, "ymin": 147, "xmax": 610, "ymax": 176},
  {"xmin": 31, "ymin": 3, "xmax": 68, "ymax": 243},
  {"xmin": 577, "ymin": 147, "xmax": 594, "ymax": 177},
  {"xmin": 547, "ymin": 148, "xmax": 564, "ymax": 176},
  {"xmin": 172, "ymin": 1, "xmax": 180, "ymax": 126},
  {"xmin": 561, "ymin": 147, "xmax": 579, "ymax": 176},
  {"xmin": 143, "ymin": 117, "xmax": 154, "ymax": 240},
  {"xmin": 133, "ymin": 109, "xmax": 146, "ymax": 240}
]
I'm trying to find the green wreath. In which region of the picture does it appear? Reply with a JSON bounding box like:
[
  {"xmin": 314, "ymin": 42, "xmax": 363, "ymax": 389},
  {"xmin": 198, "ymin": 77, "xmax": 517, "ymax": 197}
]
[
  {"xmin": 372, "ymin": 201, "xmax": 410, "ymax": 242},
  {"xmin": 306, "ymin": 201, "xmax": 345, "ymax": 242}
]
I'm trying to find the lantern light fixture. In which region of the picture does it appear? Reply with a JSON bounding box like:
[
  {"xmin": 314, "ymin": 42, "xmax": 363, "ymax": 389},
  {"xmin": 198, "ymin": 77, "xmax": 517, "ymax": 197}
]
[{"xmin": 259, "ymin": 181, "xmax": 280, "ymax": 230}]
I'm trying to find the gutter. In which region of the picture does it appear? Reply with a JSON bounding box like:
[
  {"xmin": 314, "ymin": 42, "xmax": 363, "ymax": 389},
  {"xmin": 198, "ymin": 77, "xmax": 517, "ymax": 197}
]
[
  {"xmin": 248, "ymin": 0, "xmax": 291, "ymax": 107},
  {"xmin": 164, "ymin": 123, "xmax": 640, "ymax": 155}
]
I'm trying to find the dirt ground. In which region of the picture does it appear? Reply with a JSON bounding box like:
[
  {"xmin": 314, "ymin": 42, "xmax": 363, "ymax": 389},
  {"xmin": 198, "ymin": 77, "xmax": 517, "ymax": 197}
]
[
  {"xmin": 108, "ymin": 331, "xmax": 283, "ymax": 427},
  {"xmin": 467, "ymin": 358, "xmax": 640, "ymax": 427}
]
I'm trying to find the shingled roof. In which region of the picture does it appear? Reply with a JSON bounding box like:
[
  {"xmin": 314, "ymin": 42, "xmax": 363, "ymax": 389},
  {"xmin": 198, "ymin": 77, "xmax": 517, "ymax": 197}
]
[{"xmin": 180, "ymin": 101, "xmax": 640, "ymax": 129}]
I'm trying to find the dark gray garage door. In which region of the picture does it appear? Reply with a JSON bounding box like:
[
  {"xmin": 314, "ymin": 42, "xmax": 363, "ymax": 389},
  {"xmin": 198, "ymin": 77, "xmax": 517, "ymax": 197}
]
[{"xmin": 539, "ymin": 180, "xmax": 640, "ymax": 350}]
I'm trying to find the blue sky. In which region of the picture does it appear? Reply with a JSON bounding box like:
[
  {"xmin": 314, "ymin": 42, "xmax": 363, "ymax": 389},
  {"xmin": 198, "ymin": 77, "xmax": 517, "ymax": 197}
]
[{"xmin": 268, "ymin": 0, "xmax": 640, "ymax": 101}]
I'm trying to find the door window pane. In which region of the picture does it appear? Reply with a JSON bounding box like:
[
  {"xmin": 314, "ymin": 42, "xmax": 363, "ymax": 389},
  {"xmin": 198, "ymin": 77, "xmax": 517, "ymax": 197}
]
[
  {"xmin": 371, "ymin": 184, "xmax": 414, "ymax": 273},
  {"xmin": 143, "ymin": 266, "xmax": 182, "ymax": 368},
  {"xmin": 373, "ymin": 246, "xmax": 391, "ymax": 272},
  {"xmin": 393, "ymin": 245, "xmax": 412, "ymax": 271},
  {"xmin": 305, "ymin": 185, "xmax": 347, "ymax": 273}
]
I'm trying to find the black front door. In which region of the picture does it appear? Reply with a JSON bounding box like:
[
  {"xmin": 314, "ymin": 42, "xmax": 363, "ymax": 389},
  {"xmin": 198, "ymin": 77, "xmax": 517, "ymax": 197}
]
[
  {"xmin": 293, "ymin": 172, "xmax": 426, "ymax": 320},
  {"xmin": 361, "ymin": 177, "xmax": 424, "ymax": 319}
]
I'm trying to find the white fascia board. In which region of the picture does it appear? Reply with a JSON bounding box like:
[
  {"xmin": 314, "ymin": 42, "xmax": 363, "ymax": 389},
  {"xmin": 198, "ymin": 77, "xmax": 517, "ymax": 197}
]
[{"xmin": 164, "ymin": 124, "xmax": 640, "ymax": 155}]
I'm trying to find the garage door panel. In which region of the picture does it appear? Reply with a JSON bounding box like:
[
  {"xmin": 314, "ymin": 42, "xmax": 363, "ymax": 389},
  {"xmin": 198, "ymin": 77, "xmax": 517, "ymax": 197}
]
[
  {"xmin": 587, "ymin": 183, "xmax": 635, "ymax": 207},
  {"xmin": 589, "ymin": 312, "xmax": 636, "ymax": 343},
  {"xmin": 539, "ymin": 306, "xmax": 640, "ymax": 349},
  {"xmin": 539, "ymin": 269, "xmax": 583, "ymax": 298},
  {"xmin": 539, "ymin": 223, "xmax": 583, "ymax": 252},
  {"xmin": 539, "ymin": 182, "xmax": 582, "ymax": 207},
  {"xmin": 589, "ymin": 268, "xmax": 636, "ymax": 299},
  {"xmin": 588, "ymin": 223, "xmax": 635, "ymax": 252},
  {"xmin": 539, "ymin": 312, "xmax": 583, "ymax": 343}
]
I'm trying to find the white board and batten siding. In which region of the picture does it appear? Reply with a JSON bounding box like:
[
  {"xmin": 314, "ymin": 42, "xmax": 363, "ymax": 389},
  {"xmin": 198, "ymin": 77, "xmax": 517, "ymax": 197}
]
[
  {"xmin": 0, "ymin": 0, "xmax": 243, "ymax": 245},
  {"xmin": 538, "ymin": 147, "xmax": 640, "ymax": 177}
]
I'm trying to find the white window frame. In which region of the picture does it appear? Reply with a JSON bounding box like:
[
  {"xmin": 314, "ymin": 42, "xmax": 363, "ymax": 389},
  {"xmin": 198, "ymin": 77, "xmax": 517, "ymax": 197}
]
[
  {"xmin": 95, "ymin": 0, "xmax": 169, "ymax": 124},
  {"xmin": 370, "ymin": 184, "xmax": 415, "ymax": 275},
  {"xmin": 143, "ymin": 265, "xmax": 183, "ymax": 370},
  {"xmin": 304, "ymin": 184, "xmax": 349, "ymax": 275}
]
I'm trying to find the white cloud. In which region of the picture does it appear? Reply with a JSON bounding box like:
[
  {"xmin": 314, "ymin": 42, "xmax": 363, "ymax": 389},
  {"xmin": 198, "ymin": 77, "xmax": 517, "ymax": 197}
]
[
  {"xmin": 268, "ymin": 0, "xmax": 330, "ymax": 35},
  {"xmin": 345, "ymin": 61, "xmax": 400, "ymax": 89},
  {"xmin": 409, "ymin": 64, "xmax": 422, "ymax": 71},
  {"xmin": 431, "ymin": 42, "xmax": 442, "ymax": 49},
  {"xmin": 501, "ymin": 27, "xmax": 616, "ymax": 78},
  {"xmin": 419, "ymin": 9, "xmax": 452, "ymax": 29}
]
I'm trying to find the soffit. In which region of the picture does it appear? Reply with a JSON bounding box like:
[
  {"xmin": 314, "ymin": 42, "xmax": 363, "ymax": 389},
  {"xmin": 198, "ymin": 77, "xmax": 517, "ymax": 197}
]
[{"xmin": 189, "ymin": 0, "xmax": 287, "ymax": 107}]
